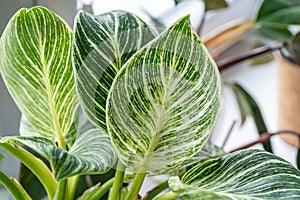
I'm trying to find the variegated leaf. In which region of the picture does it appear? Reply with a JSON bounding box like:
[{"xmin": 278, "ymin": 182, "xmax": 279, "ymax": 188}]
[
  {"xmin": 20, "ymin": 113, "xmax": 79, "ymax": 148},
  {"xmin": 169, "ymin": 149, "xmax": 300, "ymax": 199},
  {"xmin": 0, "ymin": 7, "xmax": 78, "ymax": 142},
  {"xmin": 106, "ymin": 16, "xmax": 221, "ymax": 173},
  {"xmin": 1, "ymin": 129, "xmax": 116, "ymax": 180},
  {"xmin": 171, "ymin": 140, "xmax": 226, "ymax": 176},
  {"xmin": 20, "ymin": 108, "xmax": 94, "ymax": 147},
  {"xmin": 20, "ymin": 115, "xmax": 42, "ymax": 137},
  {"xmin": 73, "ymin": 10, "xmax": 157, "ymax": 133},
  {"xmin": 123, "ymin": 141, "xmax": 225, "ymax": 182}
]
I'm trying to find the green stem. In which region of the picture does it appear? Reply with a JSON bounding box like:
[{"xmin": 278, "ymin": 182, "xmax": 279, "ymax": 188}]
[
  {"xmin": 0, "ymin": 171, "xmax": 32, "ymax": 200},
  {"xmin": 0, "ymin": 143, "xmax": 57, "ymax": 199},
  {"xmin": 125, "ymin": 165, "xmax": 147, "ymax": 200},
  {"xmin": 143, "ymin": 180, "xmax": 168, "ymax": 200},
  {"xmin": 108, "ymin": 161, "xmax": 126, "ymax": 200},
  {"xmin": 53, "ymin": 179, "xmax": 67, "ymax": 200},
  {"xmin": 155, "ymin": 191, "xmax": 179, "ymax": 200},
  {"xmin": 78, "ymin": 178, "xmax": 115, "ymax": 200},
  {"xmin": 57, "ymin": 134, "xmax": 67, "ymax": 150},
  {"xmin": 66, "ymin": 175, "xmax": 80, "ymax": 200}
]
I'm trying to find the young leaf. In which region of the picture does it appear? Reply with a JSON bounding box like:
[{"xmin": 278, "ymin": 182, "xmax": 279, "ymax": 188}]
[
  {"xmin": 73, "ymin": 10, "xmax": 157, "ymax": 133},
  {"xmin": 0, "ymin": 7, "xmax": 78, "ymax": 143},
  {"xmin": 107, "ymin": 16, "xmax": 221, "ymax": 174},
  {"xmin": 169, "ymin": 149, "xmax": 300, "ymax": 199},
  {"xmin": 0, "ymin": 171, "xmax": 32, "ymax": 200},
  {"xmin": 230, "ymin": 83, "xmax": 273, "ymax": 153},
  {"xmin": 0, "ymin": 138, "xmax": 57, "ymax": 199},
  {"xmin": 1, "ymin": 129, "xmax": 116, "ymax": 180},
  {"xmin": 77, "ymin": 179, "xmax": 114, "ymax": 200}
]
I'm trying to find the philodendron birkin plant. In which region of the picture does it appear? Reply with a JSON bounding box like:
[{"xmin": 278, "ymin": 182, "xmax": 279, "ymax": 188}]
[{"xmin": 0, "ymin": 6, "xmax": 300, "ymax": 200}]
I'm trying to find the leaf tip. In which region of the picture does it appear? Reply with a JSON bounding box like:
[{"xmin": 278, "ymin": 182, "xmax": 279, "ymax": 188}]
[
  {"xmin": 177, "ymin": 14, "xmax": 192, "ymax": 25},
  {"xmin": 168, "ymin": 14, "xmax": 196, "ymax": 36}
]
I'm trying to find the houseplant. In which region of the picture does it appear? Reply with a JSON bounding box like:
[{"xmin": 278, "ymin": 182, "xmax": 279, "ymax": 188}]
[
  {"xmin": 255, "ymin": 0, "xmax": 300, "ymax": 147},
  {"xmin": 210, "ymin": 0, "xmax": 300, "ymax": 148},
  {"xmin": 0, "ymin": 5, "xmax": 299, "ymax": 200}
]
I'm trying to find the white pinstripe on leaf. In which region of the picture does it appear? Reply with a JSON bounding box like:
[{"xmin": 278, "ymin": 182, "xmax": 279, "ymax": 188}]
[
  {"xmin": 106, "ymin": 16, "xmax": 221, "ymax": 174},
  {"xmin": 0, "ymin": 129, "xmax": 116, "ymax": 180},
  {"xmin": 169, "ymin": 149, "xmax": 300, "ymax": 199},
  {"xmin": 73, "ymin": 10, "xmax": 157, "ymax": 133},
  {"xmin": 0, "ymin": 7, "xmax": 78, "ymax": 142}
]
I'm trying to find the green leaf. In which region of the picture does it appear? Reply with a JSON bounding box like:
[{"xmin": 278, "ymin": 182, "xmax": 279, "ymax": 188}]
[
  {"xmin": 203, "ymin": 0, "xmax": 227, "ymax": 11},
  {"xmin": 173, "ymin": 0, "xmax": 227, "ymax": 11},
  {"xmin": 19, "ymin": 164, "xmax": 47, "ymax": 200},
  {"xmin": 0, "ymin": 153, "xmax": 5, "ymax": 162},
  {"xmin": 0, "ymin": 171, "xmax": 32, "ymax": 200},
  {"xmin": 2, "ymin": 129, "xmax": 116, "ymax": 180},
  {"xmin": 20, "ymin": 108, "xmax": 94, "ymax": 147},
  {"xmin": 0, "ymin": 7, "xmax": 78, "ymax": 143},
  {"xmin": 173, "ymin": 0, "xmax": 181, "ymax": 5},
  {"xmin": 75, "ymin": 169, "xmax": 116, "ymax": 199},
  {"xmin": 286, "ymin": 32, "xmax": 300, "ymax": 65},
  {"xmin": 73, "ymin": 10, "xmax": 157, "ymax": 133},
  {"xmin": 256, "ymin": 0, "xmax": 300, "ymax": 22},
  {"xmin": 123, "ymin": 142, "xmax": 225, "ymax": 183},
  {"xmin": 169, "ymin": 149, "xmax": 300, "ymax": 199},
  {"xmin": 230, "ymin": 83, "xmax": 272, "ymax": 153},
  {"xmin": 192, "ymin": 140, "xmax": 225, "ymax": 161},
  {"xmin": 255, "ymin": 0, "xmax": 300, "ymax": 42},
  {"xmin": 255, "ymin": 25, "xmax": 292, "ymax": 42},
  {"xmin": 172, "ymin": 140, "xmax": 226, "ymax": 176},
  {"xmin": 77, "ymin": 178, "xmax": 114, "ymax": 200},
  {"xmin": 0, "ymin": 138, "xmax": 57, "ymax": 199},
  {"xmin": 106, "ymin": 16, "xmax": 221, "ymax": 174},
  {"xmin": 19, "ymin": 115, "xmax": 42, "ymax": 137}
]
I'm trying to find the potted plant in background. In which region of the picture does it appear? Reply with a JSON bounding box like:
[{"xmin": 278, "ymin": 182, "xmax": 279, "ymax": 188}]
[
  {"xmin": 254, "ymin": 0, "xmax": 300, "ymax": 147},
  {"xmin": 149, "ymin": 0, "xmax": 300, "ymax": 157},
  {"xmin": 0, "ymin": 2, "xmax": 300, "ymax": 200},
  {"xmin": 206, "ymin": 0, "xmax": 300, "ymax": 149}
]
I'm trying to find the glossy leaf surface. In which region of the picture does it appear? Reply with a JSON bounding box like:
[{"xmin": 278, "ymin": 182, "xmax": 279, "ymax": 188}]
[
  {"xmin": 73, "ymin": 10, "xmax": 156, "ymax": 132},
  {"xmin": 0, "ymin": 7, "xmax": 78, "ymax": 142},
  {"xmin": 1, "ymin": 129, "xmax": 116, "ymax": 180},
  {"xmin": 107, "ymin": 16, "xmax": 221, "ymax": 173},
  {"xmin": 169, "ymin": 149, "xmax": 300, "ymax": 199}
]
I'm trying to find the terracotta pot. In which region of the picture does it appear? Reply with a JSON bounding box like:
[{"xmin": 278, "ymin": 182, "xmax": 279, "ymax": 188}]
[{"xmin": 277, "ymin": 56, "xmax": 300, "ymax": 147}]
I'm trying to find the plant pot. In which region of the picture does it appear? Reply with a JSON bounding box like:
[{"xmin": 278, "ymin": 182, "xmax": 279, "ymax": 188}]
[{"xmin": 277, "ymin": 56, "xmax": 300, "ymax": 147}]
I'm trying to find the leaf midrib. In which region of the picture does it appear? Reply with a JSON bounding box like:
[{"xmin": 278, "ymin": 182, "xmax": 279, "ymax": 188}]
[
  {"xmin": 39, "ymin": 40, "xmax": 64, "ymax": 148},
  {"xmin": 142, "ymin": 81, "xmax": 169, "ymax": 169}
]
